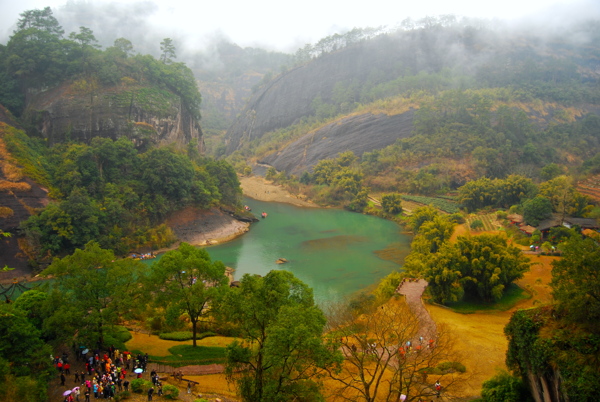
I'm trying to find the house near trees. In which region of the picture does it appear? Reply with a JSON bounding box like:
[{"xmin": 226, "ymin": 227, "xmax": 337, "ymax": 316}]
[
  {"xmin": 508, "ymin": 213, "xmax": 599, "ymax": 238},
  {"xmin": 537, "ymin": 216, "xmax": 599, "ymax": 238}
]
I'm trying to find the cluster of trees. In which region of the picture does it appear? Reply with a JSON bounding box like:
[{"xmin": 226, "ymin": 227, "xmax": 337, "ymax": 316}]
[
  {"xmin": 265, "ymin": 151, "xmax": 369, "ymax": 211},
  {"xmin": 403, "ymin": 206, "xmax": 530, "ymax": 304},
  {"xmin": 13, "ymin": 134, "xmax": 240, "ymax": 260},
  {"xmin": 501, "ymin": 234, "xmax": 600, "ymax": 401},
  {"xmin": 457, "ymin": 174, "xmax": 593, "ymax": 226},
  {"xmin": 1, "ymin": 240, "xmax": 470, "ymax": 401},
  {"xmin": 0, "ymin": 7, "xmax": 200, "ymax": 120}
]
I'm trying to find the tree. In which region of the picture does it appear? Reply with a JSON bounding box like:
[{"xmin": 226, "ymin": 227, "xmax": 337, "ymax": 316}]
[
  {"xmin": 40, "ymin": 241, "xmax": 145, "ymax": 347},
  {"xmin": 522, "ymin": 196, "xmax": 552, "ymax": 226},
  {"xmin": 457, "ymin": 177, "xmax": 498, "ymax": 211},
  {"xmin": 539, "ymin": 163, "xmax": 564, "ymax": 181},
  {"xmin": 497, "ymin": 175, "xmax": 537, "ymax": 209},
  {"xmin": 422, "ymin": 243, "xmax": 465, "ymax": 304},
  {"xmin": 407, "ymin": 205, "xmax": 440, "ymax": 233},
  {"xmin": 412, "ymin": 215, "xmax": 455, "ymax": 254},
  {"xmin": 0, "ymin": 304, "xmax": 54, "ymax": 401},
  {"xmin": 381, "ymin": 193, "xmax": 403, "ymax": 215},
  {"xmin": 68, "ymin": 26, "xmax": 100, "ymax": 48},
  {"xmin": 324, "ymin": 298, "xmax": 463, "ymax": 401},
  {"xmin": 149, "ymin": 243, "xmax": 228, "ymax": 346},
  {"xmin": 480, "ymin": 370, "xmax": 533, "ymax": 402},
  {"xmin": 160, "ymin": 38, "xmax": 176, "ymax": 64},
  {"xmin": 15, "ymin": 7, "xmax": 64, "ymax": 37},
  {"xmin": 537, "ymin": 176, "xmax": 592, "ymax": 219},
  {"xmin": 219, "ymin": 270, "xmax": 340, "ymax": 401},
  {"xmin": 456, "ymin": 234, "xmax": 530, "ymax": 302},
  {"xmin": 113, "ymin": 37, "xmax": 134, "ymax": 57},
  {"xmin": 138, "ymin": 147, "xmax": 195, "ymax": 206},
  {"xmin": 550, "ymin": 236, "xmax": 600, "ymax": 325}
]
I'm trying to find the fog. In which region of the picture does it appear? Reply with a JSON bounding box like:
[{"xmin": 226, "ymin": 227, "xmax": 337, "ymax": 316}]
[{"xmin": 1, "ymin": 0, "xmax": 599, "ymax": 57}]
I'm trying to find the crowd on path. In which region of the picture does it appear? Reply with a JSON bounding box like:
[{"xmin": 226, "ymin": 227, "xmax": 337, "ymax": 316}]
[{"xmin": 56, "ymin": 345, "xmax": 153, "ymax": 402}]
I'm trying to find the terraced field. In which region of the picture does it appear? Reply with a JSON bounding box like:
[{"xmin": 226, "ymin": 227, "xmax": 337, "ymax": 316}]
[
  {"xmin": 465, "ymin": 213, "xmax": 503, "ymax": 231},
  {"xmin": 577, "ymin": 174, "xmax": 600, "ymax": 202}
]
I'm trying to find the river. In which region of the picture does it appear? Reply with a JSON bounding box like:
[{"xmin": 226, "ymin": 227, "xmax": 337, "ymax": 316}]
[{"xmin": 204, "ymin": 199, "xmax": 411, "ymax": 303}]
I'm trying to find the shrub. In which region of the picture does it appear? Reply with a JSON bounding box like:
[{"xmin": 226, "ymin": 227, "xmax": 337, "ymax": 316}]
[
  {"xmin": 373, "ymin": 271, "xmax": 405, "ymax": 302},
  {"xmin": 470, "ymin": 219, "xmax": 484, "ymax": 230},
  {"xmin": 159, "ymin": 331, "xmax": 193, "ymax": 341},
  {"xmin": 481, "ymin": 370, "xmax": 532, "ymax": 401},
  {"xmin": 162, "ymin": 384, "xmax": 180, "ymax": 400},
  {"xmin": 158, "ymin": 331, "xmax": 217, "ymax": 341},
  {"xmin": 114, "ymin": 391, "xmax": 131, "ymax": 401},
  {"xmin": 130, "ymin": 379, "xmax": 152, "ymax": 393},
  {"xmin": 437, "ymin": 361, "xmax": 466, "ymax": 373},
  {"xmin": 103, "ymin": 326, "xmax": 132, "ymax": 350}
]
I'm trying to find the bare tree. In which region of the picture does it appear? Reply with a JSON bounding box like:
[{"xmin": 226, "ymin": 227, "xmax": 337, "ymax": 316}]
[{"xmin": 324, "ymin": 297, "xmax": 465, "ymax": 401}]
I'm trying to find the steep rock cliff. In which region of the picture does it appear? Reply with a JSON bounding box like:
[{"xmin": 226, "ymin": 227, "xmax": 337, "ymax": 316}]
[
  {"xmin": 261, "ymin": 111, "xmax": 415, "ymax": 175},
  {"xmin": 223, "ymin": 30, "xmax": 462, "ymax": 154},
  {"xmin": 0, "ymin": 118, "xmax": 50, "ymax": 276},
  {"xmin": 24, "ymin": 82, "xmax": 204, "ymax": 152}
]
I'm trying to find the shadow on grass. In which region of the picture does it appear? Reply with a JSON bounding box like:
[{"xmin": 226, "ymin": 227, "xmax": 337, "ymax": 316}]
[
  {"xmin": 147, "ymin": 345, "xmax": 227, "ymax": 367},
  {"xmin": 442, "ymin": 284, "xmax": 531, "ymax": 314}
]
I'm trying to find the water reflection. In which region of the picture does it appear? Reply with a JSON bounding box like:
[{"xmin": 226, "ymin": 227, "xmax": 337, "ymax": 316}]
[{"xmin": 205, "ymin": 199, "xmax": 411, "ymax": 303}]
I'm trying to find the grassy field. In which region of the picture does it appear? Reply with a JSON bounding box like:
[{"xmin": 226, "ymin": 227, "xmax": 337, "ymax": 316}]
[{"xmin": 465, "ymin": 212, "xmax": 503, "ymax": 231}]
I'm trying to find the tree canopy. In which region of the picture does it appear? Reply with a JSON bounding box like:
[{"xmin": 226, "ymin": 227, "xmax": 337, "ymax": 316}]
[
  {"xmin": 551, "ymin": 236, "xmax": 600, "ymax": 326},
  {"xmin": 148, "ymin": 243, "xmax": 228, "ymax": 346},
  {"xmin": 219, "ymin": 270, "xmax": 340, "ymax": 401}
]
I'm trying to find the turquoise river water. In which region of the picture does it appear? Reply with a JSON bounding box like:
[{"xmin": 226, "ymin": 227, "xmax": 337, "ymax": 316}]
[{"xmin": 203, "ymin": 199, "xmax": 411, "ymax": 303}]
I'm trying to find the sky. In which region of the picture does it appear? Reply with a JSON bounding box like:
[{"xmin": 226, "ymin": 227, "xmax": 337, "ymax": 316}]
[{"xmin": 1, "ymin": 0, "xmax": 599, "ymax": 53}]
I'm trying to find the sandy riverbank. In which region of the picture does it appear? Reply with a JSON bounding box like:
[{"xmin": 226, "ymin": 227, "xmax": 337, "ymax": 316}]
[
  {"xmin": 1, "ymin": 178, "xmax": 310, "ymax": 284},
  {"xmin": 239, "ymin": 176, "xmax": 317, "ymax": 207},
  {"xmin": 166, "ymin": 206, "xmax": 250, "ymax": 248}
]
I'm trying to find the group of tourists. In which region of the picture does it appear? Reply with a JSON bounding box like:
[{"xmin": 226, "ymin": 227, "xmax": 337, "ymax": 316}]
[
  {"xmin": 130, "ymin": 252, "xmax": 156, "ymax": 260},
  {"xmin": 57, "ymin": 346, "xmax": 150, "ymax": 401}
]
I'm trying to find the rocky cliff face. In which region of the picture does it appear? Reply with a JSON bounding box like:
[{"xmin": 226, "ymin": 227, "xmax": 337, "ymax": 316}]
[
  {"xmin": 24, "ymin": 82, "xmax": 204, "ymax": 152},
  {"xmin": 223, "ymin": 32, "xmax": 452, "ymax": 155},
  {"xmin": 0, "ymin": 117, "xmax": 50, "ymax": 276},
  {"xmin": 261, "ymin": 111, "xmax": 415, "ymax": 175}
]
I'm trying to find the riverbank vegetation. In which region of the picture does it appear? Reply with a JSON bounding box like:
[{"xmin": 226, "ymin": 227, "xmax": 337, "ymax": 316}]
[{"xmin": 11, "ymin": 131, "xmax": 242, "ymax": 264}]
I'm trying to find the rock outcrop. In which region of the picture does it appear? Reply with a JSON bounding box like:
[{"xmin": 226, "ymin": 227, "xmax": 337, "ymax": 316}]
[
  {"xmin": 223, "ymin": 31, "xmax": 452, "ymax": 155},
  {"xmin": 0, "ymin": 119, "xmax": 50, "ymax": 277},
  {"xmin": 24, "ymin": 82, "xmax": 204, "ymax": 152},
  {"xmin": 261, "ymin": 111, "xmax": 415, "ymax": 175}
]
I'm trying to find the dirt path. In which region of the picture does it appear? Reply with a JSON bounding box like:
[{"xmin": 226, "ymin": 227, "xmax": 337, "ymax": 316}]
[
  {"xmin": 397, "ymin": 279, "xmax": 436, "ymax": 340},
  {"xmin": 146, "ymin": 362, "xmax": 225, "ymax": 376}
]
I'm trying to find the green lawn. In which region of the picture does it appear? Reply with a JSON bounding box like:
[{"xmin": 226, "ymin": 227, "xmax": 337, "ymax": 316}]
[
  {"xmin": 443, "ymin": 284, "xmax": 531, "ymax": 314},
  {"xmin": 147, "ymin": 345, "xmax": 227, "ymax": 367}
]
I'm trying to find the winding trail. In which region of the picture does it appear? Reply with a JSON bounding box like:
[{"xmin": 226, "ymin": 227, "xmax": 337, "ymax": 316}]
[{"xmin": 396, "ymin": 279, "xmax": 436, "ymax": 340}]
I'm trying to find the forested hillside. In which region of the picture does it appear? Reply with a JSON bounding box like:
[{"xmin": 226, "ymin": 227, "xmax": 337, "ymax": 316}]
[
  {"xmin": 0, "ymin": 8, "xmax": 242, "ymax": 270},
  {"xmin": 223, "ymin": 17, "xmax": 600, "ymax": 199}
]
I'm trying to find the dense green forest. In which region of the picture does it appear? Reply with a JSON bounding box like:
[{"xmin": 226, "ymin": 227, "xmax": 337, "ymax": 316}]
[
  {"xmin": 0, "ymin": 7, "xmax": 200, "ymax": 119},
  {"xmin": 0, "ymin": 7, "xmax": 242, "ymax": 263}
]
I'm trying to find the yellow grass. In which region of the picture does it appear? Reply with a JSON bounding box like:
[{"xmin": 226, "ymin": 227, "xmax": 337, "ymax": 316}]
[
  {"xmin": 427, "ymin": 224, "xmax": 557, "ymax": 397},
  {"xmin": 0, "ymin": 180, "xmax": 31, "ymax": 192},
  {"xmin": 182, "ymin": 374, "xmax": 238, "ymax": 398},
  {"xmin": 125, "ymin": 331, "xmax": 236, "ymax": 356}
]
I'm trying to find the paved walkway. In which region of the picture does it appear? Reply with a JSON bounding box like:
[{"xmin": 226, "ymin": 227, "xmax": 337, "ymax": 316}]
[
  {"xmin": 396, "ymin": 279, "xmax": 436, "ymax": 340},
  {"xmin": 146, "ymin": 362, "xmax": 225, "ymax": 376}
]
